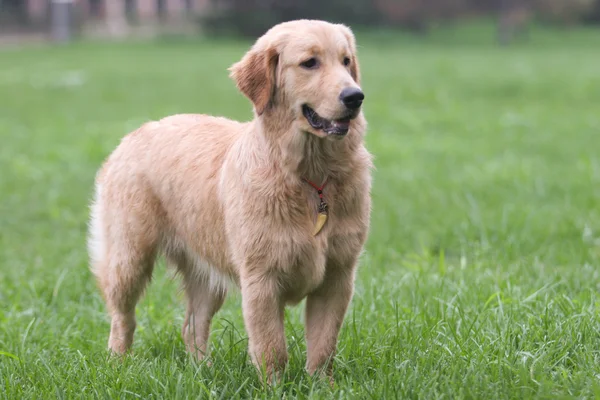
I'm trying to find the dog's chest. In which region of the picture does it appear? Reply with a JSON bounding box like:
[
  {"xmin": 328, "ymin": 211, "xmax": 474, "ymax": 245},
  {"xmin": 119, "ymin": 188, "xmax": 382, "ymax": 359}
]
[
  {"xmin": 279, "ymin": 238, "xmax": 327, "ymax": 304},
  {"xmin": 225, "ymin": 173, "xmax": 368, "ymax": 303},
  {"xmin": 280, "ymin": 184, "xmax": 364, "ymax": 303}
]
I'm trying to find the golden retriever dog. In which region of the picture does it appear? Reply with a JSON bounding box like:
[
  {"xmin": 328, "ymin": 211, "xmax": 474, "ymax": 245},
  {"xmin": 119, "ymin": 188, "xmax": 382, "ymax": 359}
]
[{"xmin": 88, "ymin": 19, "xmax": 372, "ymax": 381}]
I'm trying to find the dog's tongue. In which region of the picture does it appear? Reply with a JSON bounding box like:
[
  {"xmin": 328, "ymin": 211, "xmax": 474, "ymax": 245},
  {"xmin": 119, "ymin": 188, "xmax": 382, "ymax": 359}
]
[
  {"xmin": 330, "ymin": 119, "xmax": 350, "ymax": 130},
  {"xmin": 323, "ymin": 118, "xmax": 351, "ymax": 135}
]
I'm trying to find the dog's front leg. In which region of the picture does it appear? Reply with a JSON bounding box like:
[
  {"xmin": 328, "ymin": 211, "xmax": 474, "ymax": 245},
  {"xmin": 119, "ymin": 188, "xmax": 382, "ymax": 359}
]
[
  {"xmin": 240, "ymin": 272, "xmax": 287, "ymax": 382},
  {"xmin": 305, "ymin": 262, "xmax": 356, "ymax": 381}
]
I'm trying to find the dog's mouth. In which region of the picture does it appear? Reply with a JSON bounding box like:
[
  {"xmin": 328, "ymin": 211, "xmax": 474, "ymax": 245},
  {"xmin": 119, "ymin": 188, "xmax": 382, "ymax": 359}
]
[{"xmin": 302, "ymin": 105, "xmax": 356, "ymax": 136}]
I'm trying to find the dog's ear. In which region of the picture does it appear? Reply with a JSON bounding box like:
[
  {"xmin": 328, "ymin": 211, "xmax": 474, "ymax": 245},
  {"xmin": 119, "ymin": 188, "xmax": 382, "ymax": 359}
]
[
  {"xmin": 229, "ymin": 44, "xmax": 279, "ymax": 115},
  {"xmin": 339, "ymin": 25, "xmax": 361, "ymax": 84}
]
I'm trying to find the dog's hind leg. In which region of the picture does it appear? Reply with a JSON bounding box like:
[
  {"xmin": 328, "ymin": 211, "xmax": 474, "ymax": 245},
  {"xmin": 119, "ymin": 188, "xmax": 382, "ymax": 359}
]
[
  {"xmin": 89, "ymin": 183, "xmax": 159, "ymax": 355},
  {"xmin": 176, "ymin": 256, "xmax": 227, "ymax": 360},
  {"xmin": 101, "ymin": 252, "xmax": 156, "ymax": 355}
]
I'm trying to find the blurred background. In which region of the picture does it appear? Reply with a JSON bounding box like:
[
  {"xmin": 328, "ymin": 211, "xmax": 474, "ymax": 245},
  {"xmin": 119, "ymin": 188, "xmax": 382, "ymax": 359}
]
[
  {"xmin": 2, "ymin": 0, "xmax": 600, "ymax": 44},
  {"xmin": 2, "ymin": 1, "xmax": 600, "ymax": 398}
]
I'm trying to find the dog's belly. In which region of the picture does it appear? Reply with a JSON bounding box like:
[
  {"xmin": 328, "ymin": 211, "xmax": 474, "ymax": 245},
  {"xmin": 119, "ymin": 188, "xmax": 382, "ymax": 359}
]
[
  {"xmin": 161, "ymin": 231, "xmax": 236, "ymax": 292},
  {"xmin": 163, "ymin": 223, "xmax": 327, "ymax": 303}
]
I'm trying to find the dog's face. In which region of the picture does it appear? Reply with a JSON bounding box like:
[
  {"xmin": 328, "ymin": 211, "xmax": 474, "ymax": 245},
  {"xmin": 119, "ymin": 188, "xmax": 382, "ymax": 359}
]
[{"xmin": 230, "ymin": 20, "xmax": 364, "ymax": 139}]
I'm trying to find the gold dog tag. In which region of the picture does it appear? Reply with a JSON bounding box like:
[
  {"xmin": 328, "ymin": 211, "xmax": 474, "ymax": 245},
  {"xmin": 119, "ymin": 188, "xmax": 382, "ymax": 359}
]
[
  {"xmin": 312, "ymin": 201, "xmax": 328, "ymax": 236},
  {"xmin": 302, "ymin": 177, "xmax": 329, "ymax": 236}
]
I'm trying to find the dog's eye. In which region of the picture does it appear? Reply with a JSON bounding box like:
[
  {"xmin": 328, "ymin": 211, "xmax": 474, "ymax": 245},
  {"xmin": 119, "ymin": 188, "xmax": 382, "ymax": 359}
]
[
  {"xmin": 343, "ymin": 57, "xmax": 351, "ymax": 66},
  {"xmin": 300, "ymin": 58, "xmax": 319, "ymax": 69}
]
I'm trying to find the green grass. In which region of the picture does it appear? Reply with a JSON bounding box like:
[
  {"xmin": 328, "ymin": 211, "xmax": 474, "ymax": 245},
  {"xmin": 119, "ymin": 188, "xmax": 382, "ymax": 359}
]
[{"xmin": 1, "ymin": 25, "xmax": 600, "ymax": 399}]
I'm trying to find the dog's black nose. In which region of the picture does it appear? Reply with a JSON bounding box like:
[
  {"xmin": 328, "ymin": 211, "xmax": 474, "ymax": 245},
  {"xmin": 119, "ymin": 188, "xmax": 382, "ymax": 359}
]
[{"xmin": 339, "ymin": 87, "xmax": 365, "ymax": 110}]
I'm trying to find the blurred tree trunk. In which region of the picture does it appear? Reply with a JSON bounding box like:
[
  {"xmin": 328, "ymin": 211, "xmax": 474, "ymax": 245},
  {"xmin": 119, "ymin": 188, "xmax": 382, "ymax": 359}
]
[
  {"xmin": 497, "ymin": 0, "xmax": 532, "ymax": 45},
  {"xmin": 105, "ymin": 0, "xmax": 128, "ymax": 37},
  {"xmin": 51, "ymin": 0, "xmax": 74, "ymax": 42},
  {"xmin": 125, "ymin": 0, "xmax": 137, "ymax": 23}
]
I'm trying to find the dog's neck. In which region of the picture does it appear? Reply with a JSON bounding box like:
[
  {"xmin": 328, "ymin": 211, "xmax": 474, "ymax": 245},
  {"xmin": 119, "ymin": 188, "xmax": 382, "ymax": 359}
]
[{"xmin": 254, "ymin": 107, "xmax": 366, "ymax": 185}]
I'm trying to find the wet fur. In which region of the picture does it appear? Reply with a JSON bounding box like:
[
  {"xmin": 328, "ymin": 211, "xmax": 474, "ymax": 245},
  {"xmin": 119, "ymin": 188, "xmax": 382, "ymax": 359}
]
[{"xmin": 89, "ymin": 19, "xmax": 373, "ymax": 380}]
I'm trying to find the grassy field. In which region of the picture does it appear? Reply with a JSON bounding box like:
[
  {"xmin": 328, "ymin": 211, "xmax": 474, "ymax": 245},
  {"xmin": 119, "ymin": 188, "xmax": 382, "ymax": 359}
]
[{"xmin": 1, "ymin": 25, "xmax": 600, "ymax": 399}]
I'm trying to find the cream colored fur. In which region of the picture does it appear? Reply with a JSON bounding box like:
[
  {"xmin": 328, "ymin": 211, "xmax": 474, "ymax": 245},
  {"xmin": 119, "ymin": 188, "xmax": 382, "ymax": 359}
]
[{"xmin": 89, "ymin": 19, "xmax": 373, "ymax": 382}]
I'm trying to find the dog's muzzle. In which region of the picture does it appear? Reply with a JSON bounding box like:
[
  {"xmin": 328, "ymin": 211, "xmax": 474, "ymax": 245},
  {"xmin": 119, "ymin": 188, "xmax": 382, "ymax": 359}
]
[{"xmin": 302, "ymin": 105, "xmax": 358, "ymax": 136}]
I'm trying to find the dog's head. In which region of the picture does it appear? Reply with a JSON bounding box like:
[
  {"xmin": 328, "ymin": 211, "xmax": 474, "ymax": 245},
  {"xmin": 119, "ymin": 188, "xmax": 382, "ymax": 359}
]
[{"xmin": 229, "ymin": 20, "xmax": 364, "ymax": 139}]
